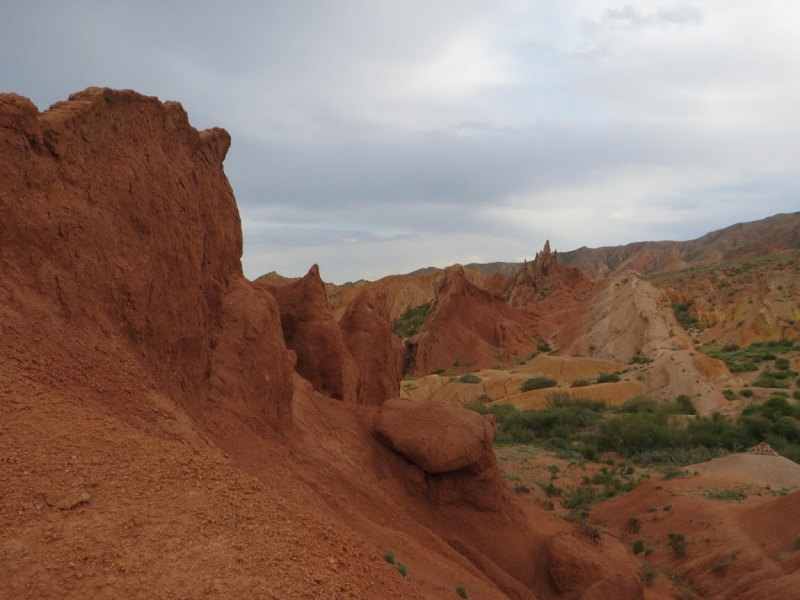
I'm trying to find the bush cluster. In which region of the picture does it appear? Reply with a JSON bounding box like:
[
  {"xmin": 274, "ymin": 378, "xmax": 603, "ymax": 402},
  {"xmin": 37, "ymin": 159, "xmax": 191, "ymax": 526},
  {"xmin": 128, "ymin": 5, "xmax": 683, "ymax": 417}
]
[
  {"xmin": 520, "ymin": 377, "xmax": 558, "ymax": 392},
  {"xmin": 597, "ymin": 372, "xmax": 621, "ymax": 384}
]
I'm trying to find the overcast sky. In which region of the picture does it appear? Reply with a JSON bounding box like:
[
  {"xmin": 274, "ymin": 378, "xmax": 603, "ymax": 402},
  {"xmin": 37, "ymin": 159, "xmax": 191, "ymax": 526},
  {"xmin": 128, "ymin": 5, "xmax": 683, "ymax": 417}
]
[{"xmin": 2, "ymin": 1, "xmax": 799, "ymax": 282}]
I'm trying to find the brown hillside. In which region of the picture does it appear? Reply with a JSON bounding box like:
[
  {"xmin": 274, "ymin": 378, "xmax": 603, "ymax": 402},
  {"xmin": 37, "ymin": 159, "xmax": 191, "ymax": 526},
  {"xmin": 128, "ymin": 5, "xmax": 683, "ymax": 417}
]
[
  {"xmin": 558, "ymin": 212, "xmax": 800, "ymax": 280},
  {"xmin": 652, "ymin": 251, "xmax": 800, "ymax": 346}
]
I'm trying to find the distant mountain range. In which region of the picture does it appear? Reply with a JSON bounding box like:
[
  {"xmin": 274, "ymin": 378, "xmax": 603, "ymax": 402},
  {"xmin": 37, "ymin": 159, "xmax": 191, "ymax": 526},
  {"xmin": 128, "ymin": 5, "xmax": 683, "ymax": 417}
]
[{"xmin": 407, "ymin": 212, "xmax": 800, "ymax": 280}]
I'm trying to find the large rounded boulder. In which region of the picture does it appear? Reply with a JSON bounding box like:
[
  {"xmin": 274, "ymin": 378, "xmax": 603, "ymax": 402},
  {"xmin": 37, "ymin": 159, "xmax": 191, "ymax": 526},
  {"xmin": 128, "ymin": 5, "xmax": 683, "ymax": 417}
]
[{"xmin": 374, "ymin": 399, "xmax": 496, "ymax": 474}]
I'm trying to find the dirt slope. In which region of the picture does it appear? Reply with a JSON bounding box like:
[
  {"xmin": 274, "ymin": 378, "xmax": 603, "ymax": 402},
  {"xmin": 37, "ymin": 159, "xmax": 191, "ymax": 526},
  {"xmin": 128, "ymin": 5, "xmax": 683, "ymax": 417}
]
[{"xmin": 591, "ymin": 455, "xmax": 800, "ymax": 600}]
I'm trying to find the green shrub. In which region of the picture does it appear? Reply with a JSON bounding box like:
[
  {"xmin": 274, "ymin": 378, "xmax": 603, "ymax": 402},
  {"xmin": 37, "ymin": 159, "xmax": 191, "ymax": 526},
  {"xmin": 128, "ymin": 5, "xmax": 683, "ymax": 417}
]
[
  {"xmin": 712, "ymin": 561, "xmax": 728, "ymax": 572},
  {"xmin": 723, "ymin": 389, "xmax": 738, "ymax": 401},
  {"xmin": 571, "ymin": 378, "xmax": 591, "ymax": 387},
  {"xmin": 459, "ymin": 374, "xmax": 481, "ymax": 384},
  {"xmin": 397, "ymin": 562, "xmax": 408, "ymax": 578},
  {"xmin": 632, "ymin": 540, "xmax": 645, "ymax": 554},
  {"xmin": 668, "ymin": 533, "xmax": 687, "ymax": 556},
  {"xmin": 520, "ymin": 377, "xmax": 557, "ymax": 392},
  {"xmin": 597, "ymin": 372, "xmax": 621, "ymax": 384},
  {"xmin": 537, "ymin": 342, "xmax": 552, "ymax": 352},
  {"xmin": 541, "ymin": 482, "xmax": 563, "ymax": 497},
  {"xmin": 675, "ymin": 395, "xmax": 697, "ymax": 414},
  {"xmin": 627, "ymin": 516, "xmax": 641, "ymax": 533},
  {"xmin": 662, "ymin": 465, "xmax": 689, "ymax": 480},
  {"xmin": 430, "ymin": 369, "xmax": 445, "ymax": 375},
  {"xmin": 794, "ymin": 391, "xmax": 800, "ymax": 401},
  {"xmin": 639, "ymin": 562, "xmax": 658, "ymax": 585},
  {"xmin": 673, "ymin": 302, "xmax": 701, "ymax": 330},
  {"xmin": 581, "ymin": 445, "xmax": 599, "ymax": 461},
  {"xmin": 730, "ymin": 362, "xmax": 758, "ymax": 373},
  {"xmin": 722, "ymin": 344, "xmax": 740, "ymax": 352},
  {"xmin": 740, "ymin": 389, "xmax": 754, "ymax": 398},
  {"xmin": 776, "ymin": 358, "xmax": 790, "ymax": 371},
  {"xmin": 456, "ymin": 587, "xmax": 469, "ymax": 599},
  {"xmin": 384, "ymin": 549, "xmax": 396, "ymax": 564}
]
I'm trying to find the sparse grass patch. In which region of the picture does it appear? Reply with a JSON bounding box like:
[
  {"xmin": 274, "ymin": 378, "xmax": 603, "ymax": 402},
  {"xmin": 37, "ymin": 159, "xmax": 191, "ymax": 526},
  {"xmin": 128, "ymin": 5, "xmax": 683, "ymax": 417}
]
[
  {"xmin": 571, "ymin": 378, "xmax": 591, "ymax": 388},
  {"xmin": 392, "ymin": 302, "xmax": 431, "ymax": 338},
  {"xmin": 705, "ymin": 489, "xmax": 747, "ymax": 502},
  {"xmin": 397, "ymin": 562, "xmax": 408, "ymax": 578},
  {"xmin": 661, "ymin": 465, "xmax": 689, "ymax": 480},
  {"xmin": 456, "ymin": 586, "xmax": 469, "ymax": 599},
  {"xmin": 459, "ymin": 374, "xmax": 481, "ymax": 384},
  {"xmin": 633, "ymin": 539, "xmax": 645, "ymax": 554},
  {"xmin": 384, "ymin": 549, "xmax": 396, "ymax": 564},
  {"xmin": 639, "ymin": 563, "xmax": 658, "ymax": 585}
]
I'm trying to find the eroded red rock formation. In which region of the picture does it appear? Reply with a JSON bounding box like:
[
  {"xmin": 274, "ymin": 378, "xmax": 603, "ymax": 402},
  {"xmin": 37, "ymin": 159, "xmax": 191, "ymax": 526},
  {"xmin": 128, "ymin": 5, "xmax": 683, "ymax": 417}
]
[
  {"xmin": 0, "ymin": 88, "xmax": 294, "ymax": 431},
  {"xmin": 339, "ymin": 288, "xmax": 403, "ymax": 405},
  {"xmin": 506, "ymin": 240, "xmax": 590, "ymax": 308},
  {"xmin": 411, "ymin": 265, "xmax": 536, "ymax": 374},
  {"xmin": 262, "ymin": 264, "xmax": 362, "ymax": 403}
]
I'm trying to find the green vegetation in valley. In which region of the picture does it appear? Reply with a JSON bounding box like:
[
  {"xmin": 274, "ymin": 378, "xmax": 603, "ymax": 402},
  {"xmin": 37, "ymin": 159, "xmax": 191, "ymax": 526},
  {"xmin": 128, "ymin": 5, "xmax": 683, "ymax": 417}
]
[
  {"xmin": 458, "ymin": 373, "xmax": 481, "ymax": 384},
  {"xmin": 392, "ymin": 302, "xmax": 431, "ymax": 338},
  {"xmin": 704, "ymin": 339, "xmax": 798, "ymax": 381},
  {"xmin": 466, "ymin": 390, "xmax": 800, "ymax": 465}
]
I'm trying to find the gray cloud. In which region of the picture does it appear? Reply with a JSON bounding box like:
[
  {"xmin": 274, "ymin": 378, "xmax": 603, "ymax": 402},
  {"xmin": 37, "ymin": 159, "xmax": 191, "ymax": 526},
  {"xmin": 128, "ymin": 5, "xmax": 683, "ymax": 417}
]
[
  {"xmin": 2, "ymin": 1, "xmax": 798, "ymax": 283},
  {"xmin": 604, "ymin": 5, "xmax": 703, "ymax": 27}
]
